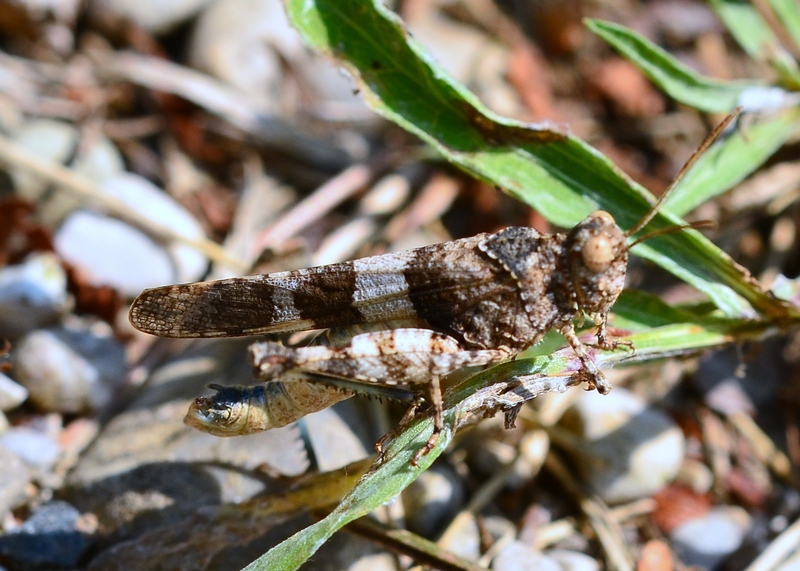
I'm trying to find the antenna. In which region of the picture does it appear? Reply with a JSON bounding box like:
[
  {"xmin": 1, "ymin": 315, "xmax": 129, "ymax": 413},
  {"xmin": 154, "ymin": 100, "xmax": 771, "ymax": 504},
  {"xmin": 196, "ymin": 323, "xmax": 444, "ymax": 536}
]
[{"xmin": 625, "ymin": 107, "xmax": 742, "ymax": 239}]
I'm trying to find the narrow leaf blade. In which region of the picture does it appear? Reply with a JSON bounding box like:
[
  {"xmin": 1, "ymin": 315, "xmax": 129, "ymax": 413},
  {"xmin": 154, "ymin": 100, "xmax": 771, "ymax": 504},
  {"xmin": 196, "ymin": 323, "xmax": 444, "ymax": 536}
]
[{"xmin": 585, "ymin": 18, "xmax": 749, "ymax": 112}]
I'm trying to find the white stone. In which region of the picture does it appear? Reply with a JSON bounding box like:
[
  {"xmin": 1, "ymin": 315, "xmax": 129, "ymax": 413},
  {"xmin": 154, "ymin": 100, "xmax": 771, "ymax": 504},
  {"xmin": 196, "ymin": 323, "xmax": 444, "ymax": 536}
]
[
  {"xmin": 55, "ymin": 173, "xmax": 207, "ymax": 295},
  {"xmin": 0, "ymin": 427, "xmax": 61, "ymax": 471},
  {"xmin": 89, "ymin": 0, "xmax": 214, "ymax": 34},
  {"xmin": 188, "ymin": 0, "xmax": 303, "ymax": 98},
  {"xmin": 671, "ymin": 506, "xmax": 751, "ymax": 569},
  {"xmin": 0, "ymin": 373, "xmax": 28, "ymax": 412},
  {"xmin": 560, "ymin": 388, "xmax": 685, "ymax": 503},
  {"xmin": 545, "ymin": 550, "xmax": 600, "ymax": 571},
  {"xmin": 13, "ymin": 326, "xmax": 126, "ymax": 413},
  {"xmin": 492, "ymin": 541, "xmax": 559, "ymax": 571},
  {"xmin": 0, "ymin": 253, "xmax": 70, "ymax": 338}
]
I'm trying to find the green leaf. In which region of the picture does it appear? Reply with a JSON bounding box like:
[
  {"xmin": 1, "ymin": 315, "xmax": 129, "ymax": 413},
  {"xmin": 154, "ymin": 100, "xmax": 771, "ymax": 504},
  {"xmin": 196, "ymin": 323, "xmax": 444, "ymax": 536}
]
[
  {"xmin": 771, "ymin": 0, "xmax": 800, "ymax": 50},
  {"xmin": 709, "ymin": 0, "xmax": 800, "ymax": 87},
  {"xmin": 612, "ymin": 290, "xmax": 698, "ymax": 330},
  {"xmin": 585, "ymin": 19, "xmax": 750, "ymax": 113},
  {"xmin": 284, "ymin": 0, "xmax": 792, "ymax": 319},
  {"xmin": 585, "ymin": 20, "xmax": 800, "ymax": 222}
]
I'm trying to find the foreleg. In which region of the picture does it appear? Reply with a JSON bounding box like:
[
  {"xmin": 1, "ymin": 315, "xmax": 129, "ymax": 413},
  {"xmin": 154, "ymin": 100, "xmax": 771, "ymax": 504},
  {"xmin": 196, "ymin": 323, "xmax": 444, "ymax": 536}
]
[
  {"xmin": 560, "ymin": 323, "xmax": 612, "ymax": 395},
  {"xmin": 250, "ymin": 328, "xmax": 510, "ymax": 463}
]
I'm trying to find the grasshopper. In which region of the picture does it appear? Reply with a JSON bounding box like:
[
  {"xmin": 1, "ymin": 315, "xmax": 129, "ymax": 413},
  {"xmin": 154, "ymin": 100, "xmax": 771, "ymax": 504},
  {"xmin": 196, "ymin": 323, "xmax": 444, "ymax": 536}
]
[{"xmin": 130, "ymin": 113, "xmax": 733, "ymax": 463}]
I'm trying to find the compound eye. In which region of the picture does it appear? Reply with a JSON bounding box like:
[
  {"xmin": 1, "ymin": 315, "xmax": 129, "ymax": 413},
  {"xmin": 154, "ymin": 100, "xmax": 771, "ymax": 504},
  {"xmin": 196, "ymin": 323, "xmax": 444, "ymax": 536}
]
[
  {"xmin": 211, "ymin": 405, "xmax": 233, "ymax": 422},
  {"xmin": 582, "ymin": 234, "xmax": 615, "ymax": 273},
  {"xmin": 590, "ymin": 210, "xmax": 615, "ymax": 225}
]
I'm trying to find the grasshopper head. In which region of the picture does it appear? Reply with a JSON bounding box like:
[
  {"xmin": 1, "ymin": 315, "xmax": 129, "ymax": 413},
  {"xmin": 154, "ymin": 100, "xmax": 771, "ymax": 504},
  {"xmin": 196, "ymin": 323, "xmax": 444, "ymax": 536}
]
[
  {"xmin": 565, "ymin": 210, "xmax": 628, "ymax": 320},
  {"xmin": 184, "ymin": 384, "xmax": 258, "ymax": 437}
]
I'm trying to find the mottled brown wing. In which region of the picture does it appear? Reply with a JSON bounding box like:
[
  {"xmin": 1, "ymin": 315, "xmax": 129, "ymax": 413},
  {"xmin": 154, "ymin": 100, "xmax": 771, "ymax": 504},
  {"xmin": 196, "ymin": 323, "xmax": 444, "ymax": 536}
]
[{"xmin": 128, "ymin": 234, "xmax": 513, "ymax": 338}]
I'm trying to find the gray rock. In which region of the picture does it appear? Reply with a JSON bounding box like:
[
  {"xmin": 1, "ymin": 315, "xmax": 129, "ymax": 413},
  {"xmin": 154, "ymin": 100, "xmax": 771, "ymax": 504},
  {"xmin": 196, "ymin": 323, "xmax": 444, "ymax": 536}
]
[
  {"xmin": 440, "ymin": 512, "xmax": 481, "ymax": 561},
  {"xmin": 86, "ymin": 511, "xmax": 395, "ymax": 571},
  {"xmin": 560, "ymin": 388, "xmax": 685, "ymax": 503},
  {"xmin": 0, "ymin": 501, "xmax": 92, "ymax": 569},
  {"xmin": 671, "ymin": 506, "xmax": 751, "ymax": 570},
  {"xmin": 0, "ymin": 426, "xmax": 62, "ymax": 472},
  {"xmin": 303, "ymin": 400, "xmax": 373, "ymax": 472},
  {"xmin": 0, "ymin": 445, "xmax": 31, "ymax": 515},
  {"xmin": 0, "ymin": 253, "xmax": 71, "ymax": 338},
  {"xmin": 0, "ymin": 372, "xmax": 28, "ymax": 411},
  {"xmin": 403, "ymin": 462, "xmax": 465, "ymax": 537},
  {"xmin": 492, "ymin": 541, "xmax": 560, "ymax": 571},
  {"xmin": 13, "ymin": 324, "xmax": 127, "ymax": 413}
]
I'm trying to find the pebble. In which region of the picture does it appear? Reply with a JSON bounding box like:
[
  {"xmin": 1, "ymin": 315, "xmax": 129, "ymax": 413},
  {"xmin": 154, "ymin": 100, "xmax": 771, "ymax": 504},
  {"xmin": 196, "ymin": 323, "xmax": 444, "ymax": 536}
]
[
  {"xmin": 0, "ymin": 252, "xmax": 70, "ymax": 338},
  {"xmin": 0, "ymin": 372, "xmax": 28, "ymax": 411},
  {"xmin": 0, "ymin": 426, "xmax": 62, "ymax": 472},
  {"xmin": 777, "ymin": 553, "xmax": 800, "ymax": 571},
  {"xmin": 12, "ymin": 324, "xmax": 127, "ymax": 414},
  {"xmin": 440, "ymin": 512, "xmax": 481, "ymax": 561},
  {"xmin": 56, "ymin": 211, "xmax": 181, "ymax": 297},
  {"xmin": 305, "ymin": 532, "xmax": 397, "ymax": 571},
  {"xmin": 0, "ymin": 445, "xmax": 31, "ymax": 515},
  {"xmin": 188, "ymin": 0, "xmax": 303, "ymax": 98},
  {"xmin": 695, "ymin": 343, "xmax": 785, "ymax": 413},
  {"xmin": 55, "ymin": 173, "xmax": 207, "ymax": 296},
  {"xmin": 188, "ymin": 0, "xmax": 370, "ymax": 129},
  {"xmin": 545, "ymin": 550, "xmax": 600, "ymax": 571},
  {"xmin": 406, "ymin": 11, "xmax": 520, "ymax": 117},
  {"xmin": 492, "ymin": 541, "xmax": 559, "ymax": 571},
  {"xmin": 402, "ymin": 462, "xmax": 465, "ymax": 537},
  {"xmin": 88, "ymin": 0, "xmax": 214, "ymax": 34},
  {"xmin": 671, "ymin": 506, "xmax": 751, "ymax": 569},
  {"xmin": 302, "ymin": 400, "xmax": 374, "ymax": 472},
  {"xmin": 0, "ymin": 501, "xmax": 92, "ymax": 569},
  {"xmin": 492, "ymin": 542, "xmax": 599, "ymax": 571},
  {"xmin": 651, "ymin": 1, "xmax": 722, "ymax": 43},
  {"xmin": 97, "ymin": 172, "xmax": 207, "ymax": 283},
  {"xmin": 560, "ymin": 388, "xmax": 685, "ymax": 503},
  {"xmin": 11, "ymin": 119, "xmax": 124, "ymax": 226}
]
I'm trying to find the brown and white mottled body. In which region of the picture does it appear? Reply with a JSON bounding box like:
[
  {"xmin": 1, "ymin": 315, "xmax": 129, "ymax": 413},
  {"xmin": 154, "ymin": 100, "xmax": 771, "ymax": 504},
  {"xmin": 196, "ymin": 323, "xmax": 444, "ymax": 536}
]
[
  {"xmin": 250, "ymin": 329, "xmax": 508, "ymax": 385},
  {"xmin": 130, "ymin": 211, "xmax": 629, "ymax": 461},
  {"xmin": 130, "ymin": 212, "xmax": 626, "ymax": 356}
]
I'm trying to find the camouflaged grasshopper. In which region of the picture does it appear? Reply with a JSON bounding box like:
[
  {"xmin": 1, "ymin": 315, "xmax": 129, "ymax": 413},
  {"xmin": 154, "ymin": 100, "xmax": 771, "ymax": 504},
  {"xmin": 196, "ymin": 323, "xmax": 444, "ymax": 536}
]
[{"xmin": 130, "ymin": 113, "xmax": 732, "ymax": 463}]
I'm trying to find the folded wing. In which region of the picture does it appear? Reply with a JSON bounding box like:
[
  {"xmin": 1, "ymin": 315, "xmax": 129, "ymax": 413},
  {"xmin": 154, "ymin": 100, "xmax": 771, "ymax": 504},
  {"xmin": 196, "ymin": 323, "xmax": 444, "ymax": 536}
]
[{"xmin": 129, "ymin": 234, "xmax": 512, "ymax": 338}]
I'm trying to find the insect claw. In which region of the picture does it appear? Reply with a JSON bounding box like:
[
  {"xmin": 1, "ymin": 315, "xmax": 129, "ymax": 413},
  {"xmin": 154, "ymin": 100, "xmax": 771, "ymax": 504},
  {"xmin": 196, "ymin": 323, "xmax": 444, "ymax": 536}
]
[
  {"xmin": 504, "ymin": 403, "xmax": 523, "ymax": 429},
  {"xmin": 411, "ymin": 430, "xmax": 439, "ymax": 466}
]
